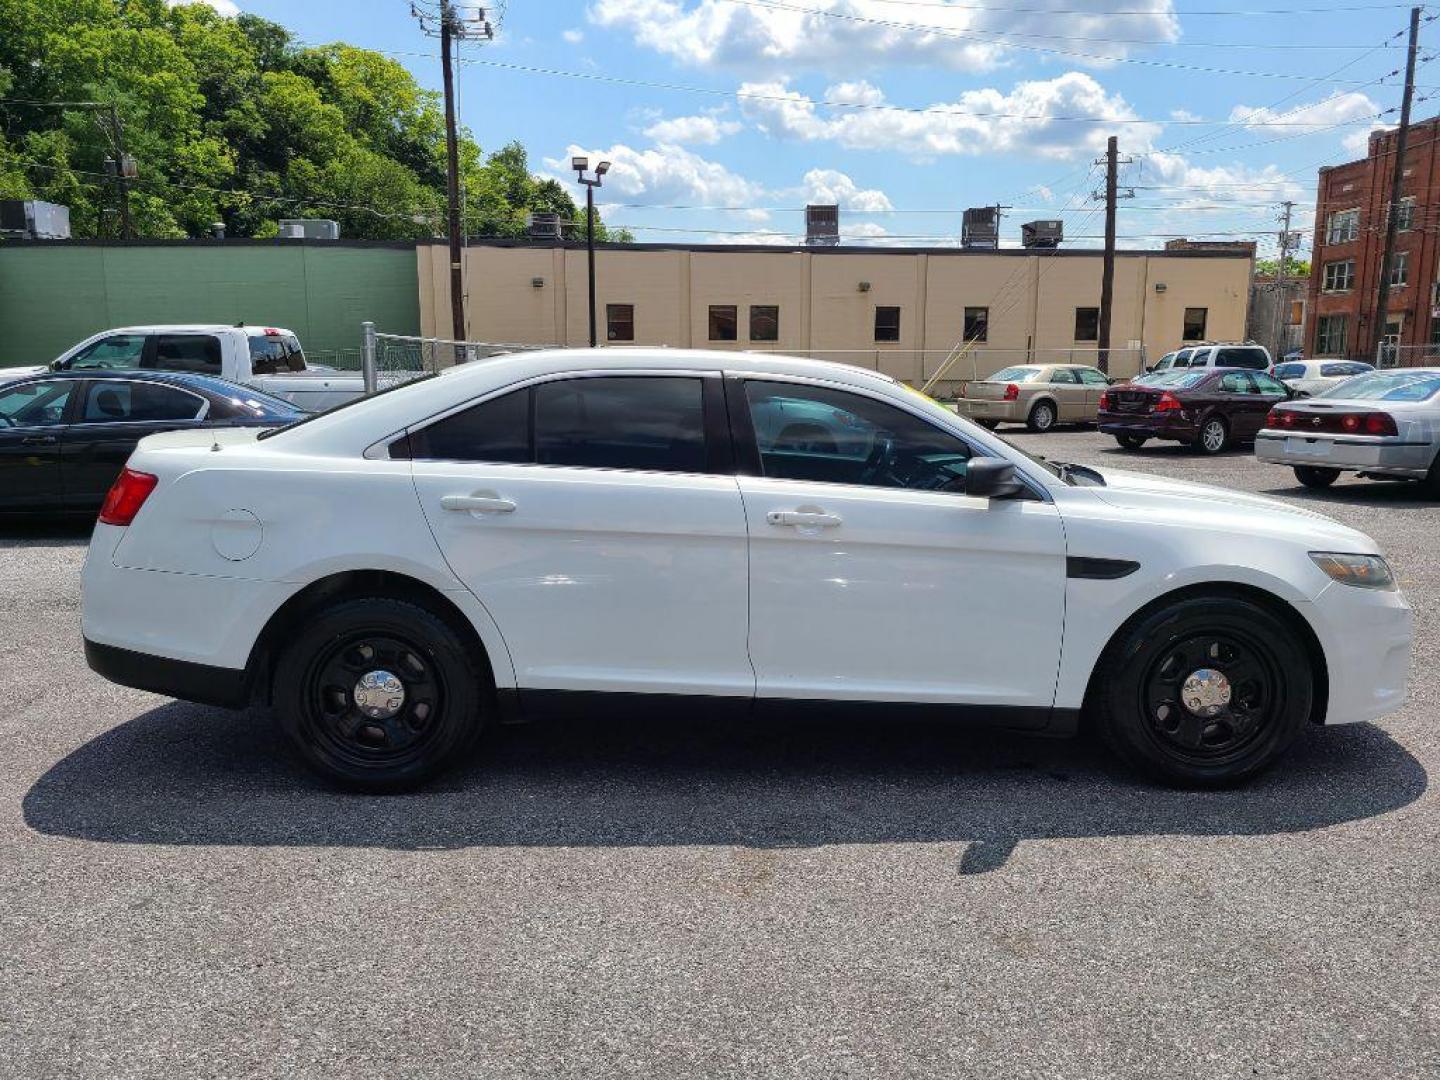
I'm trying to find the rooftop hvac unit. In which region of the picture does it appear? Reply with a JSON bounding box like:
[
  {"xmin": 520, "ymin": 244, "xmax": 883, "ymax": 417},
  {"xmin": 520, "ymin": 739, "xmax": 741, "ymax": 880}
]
[
  {"xmin": 1021, "ymin": 219, "xmax": 1063, "ymax": 248},
  {"xmin": 527, "ymin": 211, "xmax": 564, "ymax": 239},
  {"xmin": 961, "ymin": 206, "xmax": 999, "ymax": 249},
  {"xmin": 277, "ymin": 218, "xmax": 340, "ymax": 240},
  {"xmin": 805, "ymin": 204, "xmax": 840, "ymax": 246},
  {"xmin": 0, "ymin": 200, "xmax": 71, "ymax": 240}
]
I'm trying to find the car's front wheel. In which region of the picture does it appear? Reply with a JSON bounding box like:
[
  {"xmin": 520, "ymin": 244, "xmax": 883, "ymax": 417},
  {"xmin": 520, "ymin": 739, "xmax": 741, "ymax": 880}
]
[
  {"xmin": 1294, "ymin": 465, "xmax": 1340, "ymax": 489},
  {"xmin": 975, "ymin": 418, "xmax": 999, "ymax": 430},
  {"xmin": 1115, "ymin": 434, "xmax": 1148, "ymax": 450},
  {"xmin": 273, "ymin": 597, "xmax": 487, "ymax": 791},
  {"xmin": 1093, "ymin": 596, "xmax": 1312, "ymax": 787}
]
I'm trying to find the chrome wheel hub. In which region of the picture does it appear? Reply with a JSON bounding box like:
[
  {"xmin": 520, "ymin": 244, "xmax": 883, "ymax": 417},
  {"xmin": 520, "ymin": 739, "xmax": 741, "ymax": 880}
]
[
  {"xmin": 353, "ymin": 670, "xmax": 405, "ymax": 720},
  {"xmin": 1181, "ymin": 667, "xmax": 1231, "ymax": 718}
]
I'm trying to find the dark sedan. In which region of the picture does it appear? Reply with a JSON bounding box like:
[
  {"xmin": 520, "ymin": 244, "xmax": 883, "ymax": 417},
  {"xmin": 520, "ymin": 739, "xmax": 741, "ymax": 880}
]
[
  {"xmin": 0, "ymin": 370, "xmax": 305, "ymax": 516},
  {"xmin": 1098, "ymin": 368, "xmax": 1292, "ymax": 454}
]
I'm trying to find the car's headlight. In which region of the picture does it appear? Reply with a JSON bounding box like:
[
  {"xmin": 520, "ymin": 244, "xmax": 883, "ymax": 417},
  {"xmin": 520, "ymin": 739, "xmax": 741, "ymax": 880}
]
[{"xmin": 1310, "ymin": 552, "xmax": 1396, "ymax": 590}]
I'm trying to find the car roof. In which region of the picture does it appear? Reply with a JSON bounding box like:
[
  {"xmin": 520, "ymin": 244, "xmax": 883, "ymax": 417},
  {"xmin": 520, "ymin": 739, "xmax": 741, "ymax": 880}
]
[
  {"xmin": 101, "ymin": 325, "xmax": 296, "ymax": 336},
  {"xmin": 9, "ymin": 368, "xmax": 277, "ymax": 398}
]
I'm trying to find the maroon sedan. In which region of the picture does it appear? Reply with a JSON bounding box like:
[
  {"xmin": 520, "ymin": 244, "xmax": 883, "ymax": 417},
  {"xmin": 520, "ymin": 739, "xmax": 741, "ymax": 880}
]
[{"xmin": 1098, "ymin": 369, "xmax": 1293, "ymax": 454}]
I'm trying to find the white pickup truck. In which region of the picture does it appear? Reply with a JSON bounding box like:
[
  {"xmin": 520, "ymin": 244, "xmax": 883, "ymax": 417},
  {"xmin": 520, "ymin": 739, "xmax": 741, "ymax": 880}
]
[{"xmin": 2, "ymin": 325, "xmax": 371, "ymax": 410}]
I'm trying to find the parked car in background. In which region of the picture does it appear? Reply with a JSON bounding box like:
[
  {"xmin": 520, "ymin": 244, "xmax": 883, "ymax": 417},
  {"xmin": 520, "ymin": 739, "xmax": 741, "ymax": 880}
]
[
  {"xmin": 1256, "ymin": 367, "xmax": 1440, "ymax": 492},
  {"xmin": 955, "ymin": 363, "xmax": 1112, "ymax": 432},
  {"xmin": 1271, "ymin": 359, "xmax": 1373, "ymax": 397},
  {"xmin": 81, "ymin": 347, "xmax": 1410, "ymax": 793},
  {"xmin": 0, "ymin": 370, "xmax": 305, "ymax": 516},
  {"xmin": 1146, "ymin": 343, "xmax": 1271, "ymax": 375},
  {"xmin": 1099, "ymin": 368, "xmax": 1292, "ymax": 453},
  {"xmin": 1, "ymin": 325, "xmax": 374, "ymax": 410}
]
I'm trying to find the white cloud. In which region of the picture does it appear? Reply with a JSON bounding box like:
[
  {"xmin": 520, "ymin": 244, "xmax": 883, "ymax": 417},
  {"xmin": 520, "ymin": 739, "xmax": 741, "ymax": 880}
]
[
  {"xmin": 168, "ymin": 0, "xmax": 239, "ymax": 14},
  {"xmin": 589, "ymin": 0, "xmax": 1179, "ymax": 75},
  {"xmin": 562, "ymin": 28, "xmax": 585, "ymax": 44},
  {"xmin": 643, "ymin": 113, "xmax": 742, "ymax": 144},
  {"xmin": 739, "ymin": 73, "xmax": 1159, "ymax": 163},
  {"xmin": 794, "ymin": 168, "xmax": 892, "ymax": 211},
  {"xmin": 545, "ymin": 142, "xmax": 766, "ymax": 207}
]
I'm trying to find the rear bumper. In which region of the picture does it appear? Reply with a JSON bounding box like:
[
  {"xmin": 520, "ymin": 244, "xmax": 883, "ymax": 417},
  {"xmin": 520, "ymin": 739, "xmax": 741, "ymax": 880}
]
[
  {"xmin": 84, "ymin": 637, "xmax": 249, "ymax": 708},
  {"xmin": 1255, "ymin": 431, "xmax": 1434, "ymax": 477},
  {"xmin": 958, "ymin": 398, "xmax": 1024, "ymax": 422},
  {"xmin": 1098, "ymin": 411, "xmax": 1199, "ymax": 441}
]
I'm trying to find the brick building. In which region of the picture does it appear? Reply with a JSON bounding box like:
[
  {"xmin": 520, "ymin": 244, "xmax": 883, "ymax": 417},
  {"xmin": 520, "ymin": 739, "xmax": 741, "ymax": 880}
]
[{"xmin": 1306, "ymin": 115, "xmax": 1440, "ymax": 363}]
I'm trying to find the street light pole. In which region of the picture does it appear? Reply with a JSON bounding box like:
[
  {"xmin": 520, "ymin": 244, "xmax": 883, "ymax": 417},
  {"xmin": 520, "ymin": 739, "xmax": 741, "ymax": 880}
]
[{"xmin": 572, "ymin": 157, "xmax": 611, "ymax": 348}]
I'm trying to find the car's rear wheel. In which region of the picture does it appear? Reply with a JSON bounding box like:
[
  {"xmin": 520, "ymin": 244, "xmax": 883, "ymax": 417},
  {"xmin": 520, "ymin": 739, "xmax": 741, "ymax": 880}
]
[
  {"xmin": 1027, "ymin": 400, "xmax": 1057, "ymax": 433},
  {"xmin": 1115, "ymin": 434, "xmax": 1148, "ymax": 450},
  {"xmin": 273, "ymin": 597, "xmax": 486, "ymax": 792},
  {"xmin": 1294, "ymin": 465, "xmax": 1340, "ymax": 489},
  {"xmin": 1195, "ymin": 415, "xmax": 1229, "ymax": 455},
  {"xmin": 1093, "ymin": 596, "xmax": 1312, "ymax": 787},
  {"xmin": 1424, "ymin": 451, "xmax": 1440, "ymax": 497}
]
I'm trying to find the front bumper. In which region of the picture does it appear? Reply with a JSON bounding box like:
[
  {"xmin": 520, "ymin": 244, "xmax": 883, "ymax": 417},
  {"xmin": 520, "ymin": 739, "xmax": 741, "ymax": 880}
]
[
  {"xmin": 1305, "ymin": 579, "xmax": 1413, "ymax": 725},
  {"xmin": 1255, "ymin": 431, "xmax": 1434, "ymax": 477}
]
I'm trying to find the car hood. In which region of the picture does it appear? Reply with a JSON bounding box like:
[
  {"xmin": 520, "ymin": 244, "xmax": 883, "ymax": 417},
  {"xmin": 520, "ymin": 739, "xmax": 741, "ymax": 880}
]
[
  {"xmin": 1084, "ymin": 467, "xmax": 1376, "ymax": 548},
  {"xmin": 0, "ymin": 365, "xmax": 49, "ymax": 382}
]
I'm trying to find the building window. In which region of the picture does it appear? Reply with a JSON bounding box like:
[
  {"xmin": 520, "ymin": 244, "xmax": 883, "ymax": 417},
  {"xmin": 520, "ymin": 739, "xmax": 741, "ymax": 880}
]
[
  {"xmin": 606, "ymin": 303, "xmax": 634, "ymax": 342},
  {"xmin": 1315, "ymin": 314, "xmax": 1347, "ymax": 356},
  {"xmin": 708, "ymin": 305, "xmax": 738, "ymax": 341},
  {"xmin": 873, "ymin": 306, "xmax": 901, "ymax": 342},
  {"xmin": 1325, "ymin": 208, "xmax": 1360, "ymax": 245},
  {"xmin": 1182, "ymin": 307, "xmax": 1208, "ymax": 341},
  {"xmin": 1073, "ymin": 307, "xmax": 1100, "ymax": 341},
  {"xmin": 963, "ymin": 306, "xmax": 989, "ymax": 343},
  {"xmin": 749, "ymin": 305, "xmax": 779, "ymax": 342},
  {"xmin": 1389, "ymin": 251, "xmax": 1409, "ymax": 288},
  {"xmin": 1322, "ymin": 259, "xmax": 1355, "ymax": 292},
  {"xmin": 1430, "ymin": 313, "xmax": 1440, "ymax": 348},
  {"xmin": 1395, "ymin": 196, "xmax": 1416, "ymax": 231}
]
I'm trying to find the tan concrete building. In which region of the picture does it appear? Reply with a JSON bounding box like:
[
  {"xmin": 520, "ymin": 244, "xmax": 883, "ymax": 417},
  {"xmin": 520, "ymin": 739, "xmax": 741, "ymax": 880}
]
[{"xmin": 418, "ymin": 240, "xmax": 1253, "ymax": 386}]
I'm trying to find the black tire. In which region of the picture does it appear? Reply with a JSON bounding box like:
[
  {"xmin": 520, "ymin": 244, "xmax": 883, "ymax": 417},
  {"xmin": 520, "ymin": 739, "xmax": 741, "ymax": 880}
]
[
  {"xmin": 1294, "ymin": 465, "xmax": 1340, "ymax": 489},
  {"xmin": 976, "ymin": 418, "xmax": 1000, "ymax": 430},
  {"xmin": 1115, "ymin": 434, "xmax": 1148, "ymax": 450},
  {"xmin": 1093, "ymin": 596, "xmax": 1313, "ymax": 788},
  {"xmin": 273, "ymin": 597, "xmax": 487, "ymax": 792},
  {"xmin": 1026, "ymin": 399, "xmax": 1057, "ymax": 433},
  {"xmin": 1194, "ymin": 415, "xmax": 1229, "ymax": 455},
  {"xmin": 1424, "ymin": 451, "xmax": 1440, "ymax": 498}
]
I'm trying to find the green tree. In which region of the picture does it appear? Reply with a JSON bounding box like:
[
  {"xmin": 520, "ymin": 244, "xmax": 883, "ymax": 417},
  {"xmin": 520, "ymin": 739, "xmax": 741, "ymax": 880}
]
[
  {"xmin": 0, "ymin": 0, "xmax": 628, "ymax": 242},
  {"xmin": 1255, "ymin": 257, "xmax": 1311, "ymax": 278}
]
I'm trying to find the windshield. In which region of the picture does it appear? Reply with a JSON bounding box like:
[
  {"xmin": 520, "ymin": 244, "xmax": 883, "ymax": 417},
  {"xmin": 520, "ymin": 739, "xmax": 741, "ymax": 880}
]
[
  {"xmin": 986, "ymin": 366, "xmax": 1042, "ymax": 383},
  {"xmin": 1317, "ymin": 370, "xmax": 1440, "ymax": 401}
]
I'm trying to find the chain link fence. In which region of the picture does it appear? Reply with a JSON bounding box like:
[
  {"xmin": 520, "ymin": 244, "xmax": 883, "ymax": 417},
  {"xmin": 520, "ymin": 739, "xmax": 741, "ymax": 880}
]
[
  {"xmin": 1376, "ymin": 343, "xmax": 1440, "ymax": 368},
  {"xmin": 358, "ymin": 324, "xmax": 557, "ymax": 393}
]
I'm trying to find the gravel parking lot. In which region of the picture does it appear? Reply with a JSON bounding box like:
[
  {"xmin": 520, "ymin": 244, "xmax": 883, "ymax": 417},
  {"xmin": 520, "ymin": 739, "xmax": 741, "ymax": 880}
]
[{"xmin": 1, "ymin": 428, "xmax": 1436, "ymax": 1079}]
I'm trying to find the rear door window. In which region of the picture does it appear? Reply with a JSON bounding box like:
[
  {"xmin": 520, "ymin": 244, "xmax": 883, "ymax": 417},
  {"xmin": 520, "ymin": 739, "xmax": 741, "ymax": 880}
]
[
  {"xmin": 147, "ymin": 335, "xmax": 222, "ymax": 376},
  {"xmin": 1273, "ymin": 363, "xmax": 1305, "ymax": 380},
  {"xmin": 1048, "ymin": 368, "xmax": 1079, "ymax": 384},
  {"xmin": 1217, "ymin": 347, "xmax": 1268, "ymax": 370},
  {"xmin": 535, "ymin": 377, "xmax": 707, "ymax": 473},
  {"xmin": 81, "ymin": 381, "xmax": 206, "ymax": 423},
  {"xmin": 1320, "ymin": 362, "xmax": 1371, "ymax": 378},
  {"xmin": 1219, "ymin": 372, "xmax": 1252, "ymax": 394}
]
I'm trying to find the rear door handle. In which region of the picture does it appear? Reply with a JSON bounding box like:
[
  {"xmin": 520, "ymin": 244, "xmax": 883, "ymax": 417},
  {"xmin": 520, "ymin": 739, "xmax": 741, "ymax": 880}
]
[
  {"xmin": 21, "ymin": 434, "xmax": 56, "ymax": 446},
  {"xmin": 441, "ymin": 493, "xmax": 517, "ymax": 514},
  {"xmin": 767, "ymin": 510, "xmax": 842, "ymax": 528}
]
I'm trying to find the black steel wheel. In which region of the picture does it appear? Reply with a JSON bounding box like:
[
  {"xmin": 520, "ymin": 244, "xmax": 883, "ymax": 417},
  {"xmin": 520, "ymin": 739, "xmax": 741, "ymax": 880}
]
[
  {"xmin": 1093, "ymin": 596, "xmax": 1312, "ymax": 787},
  {"xmin": 274, "ymin": 597, "xmax": 487, "ymax": 791},
  {"xmin": 1294, "ymin": 465, "xmax": 1340, "ymax": 489},
  {"xmin": 1027, "ymin": 400, "xmax": 1057, "ymax": 433},
  {"xmin": 1115, "ymin": 433, "xmax": 1148, "ymax": 450}
]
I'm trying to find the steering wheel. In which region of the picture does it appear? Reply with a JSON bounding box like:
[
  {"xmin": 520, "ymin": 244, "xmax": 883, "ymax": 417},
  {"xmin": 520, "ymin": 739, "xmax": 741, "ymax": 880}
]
[{"xmin": 859, "ymin": 436, "xmax": 896, "ymax": 484}]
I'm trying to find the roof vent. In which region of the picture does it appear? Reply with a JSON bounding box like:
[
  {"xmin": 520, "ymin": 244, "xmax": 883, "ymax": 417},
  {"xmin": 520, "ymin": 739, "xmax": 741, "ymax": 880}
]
[
  {"xmin": 1021, "ymin": 219, "xmax": 1063, "ymax": 248},
  {"xmin": 805, "ymin": 204, "xmax": 840, "ymax": 246},
  {"xmin": 962, "ymin": 206, "xmax": 999, "ymax": 250}
]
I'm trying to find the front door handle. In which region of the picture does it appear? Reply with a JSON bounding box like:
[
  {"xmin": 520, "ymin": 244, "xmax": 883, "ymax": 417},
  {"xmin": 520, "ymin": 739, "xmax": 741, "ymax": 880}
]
[
  {"xmin": 21, "ymin": 434, "xmax": 57, "ymax": 446},
  {"xmin": 767, "ymin": 510, "xmax": 842, "ymax": 528},
  {"xmin": 441, "ymin": 493, "xmax": 517, "ymax": 515}
]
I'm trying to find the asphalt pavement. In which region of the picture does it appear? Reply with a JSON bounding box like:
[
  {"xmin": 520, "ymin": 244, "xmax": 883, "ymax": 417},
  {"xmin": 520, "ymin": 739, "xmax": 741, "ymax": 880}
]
[{"xmin": 1, "ymin": 428, "xmax": 1437, "ymax": 1078}]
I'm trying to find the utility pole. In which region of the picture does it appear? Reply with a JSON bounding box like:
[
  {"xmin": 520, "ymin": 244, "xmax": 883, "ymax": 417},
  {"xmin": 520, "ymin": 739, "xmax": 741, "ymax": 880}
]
[
  {"xmin": 1097, "ymin": 136, "xmax": 1119, "ymax": 373},
  {"xmin": 410, "ymin": 2, "xmax": 494, "ymax": 360},
  {"xmin": 1273, "ymin": 200, "xmax": 1296, "ymax": 360},
  {"xmin": 109, "ymin": 105, "xmax": 131, "ymax": 240},
  {"xmin": 1371, "ymin": 5, "xmax": 1421, "ymax": 366}
]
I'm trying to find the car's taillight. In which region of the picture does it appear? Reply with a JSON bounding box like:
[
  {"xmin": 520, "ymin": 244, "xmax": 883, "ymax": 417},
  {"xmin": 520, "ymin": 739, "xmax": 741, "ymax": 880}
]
[
  {"xmin": 1355, "ymin": 411, "xmax": 1398, "ymax": 435},
  {"xmin": 1003, "ymin": 383, "xmax": 1020, "ymax": 401},
  {"xmin": 1265, "ymin": 409, "xmax": 1396, "ymax": 435},
  {"xmin": 1154, "ymin": 391, "xmax": 1182, "ymax": 413},
  {"xmin": 98, "ymin": 468, "xmax": 158, "ymax": 526},
  {"xmin": 1267, "ymin": 407, "xmax": 1293, "ymax": 429},
  {"xmin": 1099, "ymin": 390, "xmax": 1113, "ymax": 410}
]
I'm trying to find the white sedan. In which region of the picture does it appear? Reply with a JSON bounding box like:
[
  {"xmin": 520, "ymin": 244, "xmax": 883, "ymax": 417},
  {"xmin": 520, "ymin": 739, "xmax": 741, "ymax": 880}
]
[
  {"xmin": 1271, "ymin": 359, "xmax": 1374, "ymax": 397},
  {"xmin": 82, "ymin": 349, "xmax": 1412, "ymax": 791}
]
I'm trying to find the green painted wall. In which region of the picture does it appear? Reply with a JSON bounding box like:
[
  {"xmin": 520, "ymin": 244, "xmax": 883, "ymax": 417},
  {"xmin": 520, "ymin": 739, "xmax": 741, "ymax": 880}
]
[{"xmin": 0, "ymin": 243, "xmax": 421, "ymax": 368}]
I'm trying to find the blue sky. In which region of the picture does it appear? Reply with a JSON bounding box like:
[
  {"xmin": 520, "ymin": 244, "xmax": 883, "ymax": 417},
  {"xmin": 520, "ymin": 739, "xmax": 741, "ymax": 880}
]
[{"xmin": 203, "ymin": 0, "xmax": 1428, "ymax": 254}]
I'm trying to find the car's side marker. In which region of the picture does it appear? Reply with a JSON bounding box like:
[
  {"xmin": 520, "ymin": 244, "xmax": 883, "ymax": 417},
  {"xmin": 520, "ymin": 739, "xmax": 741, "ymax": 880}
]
[{"xmin": 1067, "ymin": 556, "xmax": 1141, "ymax": 580}]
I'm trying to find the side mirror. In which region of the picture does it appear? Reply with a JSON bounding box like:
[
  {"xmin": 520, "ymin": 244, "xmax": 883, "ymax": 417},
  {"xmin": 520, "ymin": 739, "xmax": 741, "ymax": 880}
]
[
  {"xmin": 964, "ymin": 459, "xmax": 1025, "ymax": 500},
  {"xmin": 1144, "ymin": 365, "xmax": 1155, "ymax": 373},
  {"xmin": 49, "ymin": 358, "xmax": 64, "ymax": 372}
]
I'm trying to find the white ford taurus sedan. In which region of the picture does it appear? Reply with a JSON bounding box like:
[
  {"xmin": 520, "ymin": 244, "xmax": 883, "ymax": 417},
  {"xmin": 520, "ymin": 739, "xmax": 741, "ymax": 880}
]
[{"xmin": 81, "ymin": 349, "xmax": 1412, "ymax": 791}]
